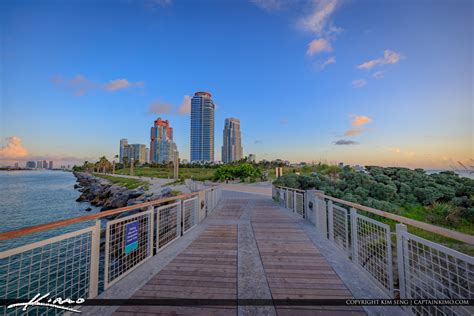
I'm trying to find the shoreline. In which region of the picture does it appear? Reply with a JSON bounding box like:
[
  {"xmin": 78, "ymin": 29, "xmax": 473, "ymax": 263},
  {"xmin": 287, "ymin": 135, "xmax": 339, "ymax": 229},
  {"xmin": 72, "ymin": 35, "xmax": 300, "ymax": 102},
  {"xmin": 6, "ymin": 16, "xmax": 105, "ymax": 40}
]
[{"xmin": 73, "ymin": 172, "xmax": 177, "ymax": 212}]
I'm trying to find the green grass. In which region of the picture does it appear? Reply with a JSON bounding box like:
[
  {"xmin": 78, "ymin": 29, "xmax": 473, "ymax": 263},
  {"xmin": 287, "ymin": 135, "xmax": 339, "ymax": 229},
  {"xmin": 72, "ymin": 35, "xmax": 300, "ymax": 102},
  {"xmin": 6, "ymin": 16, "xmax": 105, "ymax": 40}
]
[
  {"xmin": 115, "ymin": 167, "xmax": 215, "ymax": 181},
  {"xmin": 93, "ymin": 173, "xmax": 149, "ymax": 190}
]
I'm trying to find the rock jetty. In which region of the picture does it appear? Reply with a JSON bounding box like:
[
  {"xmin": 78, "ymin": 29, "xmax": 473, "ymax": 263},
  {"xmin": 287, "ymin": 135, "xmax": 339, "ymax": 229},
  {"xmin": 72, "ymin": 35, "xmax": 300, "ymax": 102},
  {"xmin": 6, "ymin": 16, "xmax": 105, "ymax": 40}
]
[{"xmin": 73, "ymin": 172, "xmax": 162, "ymax": 211}]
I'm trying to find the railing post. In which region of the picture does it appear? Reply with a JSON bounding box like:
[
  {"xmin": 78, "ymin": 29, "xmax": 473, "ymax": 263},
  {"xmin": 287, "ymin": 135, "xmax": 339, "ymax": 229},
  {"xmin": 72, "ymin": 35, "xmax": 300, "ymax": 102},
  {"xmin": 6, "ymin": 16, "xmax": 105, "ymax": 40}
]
[
  {"xmin": 314, "ymin": 194, "xmax": 327, "ymax": 235},
  {"xmin": 293, "ymin": 190, "xmax": 297, "ymax": 212},
  {"xmin": 285, "ymin": 189, "xmax": 289, "ymax": 209},
  {"xmin": 88, "ymin": 220, "xmax": 101, "ymax": 298},
  {"xmin": 148, "ymin": 205, "xmax": 155, "ymax": 251},
  {"xmin": 328, "ymin": 200, "xmax": 334, "ymax": 241},
  {"xmin": 176, "ymin": 201, "xmax": 182, "ymax": 238},
  {"xmin": 305, "ymin": 190, "xmax": 317, "ymax": 225},
  {"xmin": 396, "ymin": 224, "xmax": 408, "ymax": 299},
  {"xmin": 350, "ymin": 208, "xmax": 359, "ymax": 264}
]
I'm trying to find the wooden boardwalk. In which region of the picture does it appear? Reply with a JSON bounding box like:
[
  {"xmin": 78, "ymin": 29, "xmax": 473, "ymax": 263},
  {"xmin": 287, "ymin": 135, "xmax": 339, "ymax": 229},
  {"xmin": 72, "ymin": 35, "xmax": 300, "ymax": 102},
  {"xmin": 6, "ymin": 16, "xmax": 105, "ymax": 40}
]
[{"xmin": 113, "ymin": 194, "xmax": 365, "ymax": 315}]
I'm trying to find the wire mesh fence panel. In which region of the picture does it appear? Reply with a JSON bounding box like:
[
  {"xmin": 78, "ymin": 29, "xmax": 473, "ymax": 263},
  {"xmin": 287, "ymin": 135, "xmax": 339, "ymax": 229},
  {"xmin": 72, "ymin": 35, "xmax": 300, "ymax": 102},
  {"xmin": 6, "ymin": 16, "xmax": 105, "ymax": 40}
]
[
  {"xmin": 330, "ymin": 204, "xmax": 350, "ymax": 253},
  {"xmin": 295, "ymin": 192, "xmax": 305, "ymax": 218},
  {"xmin": 104, "ymin": 210, "xmax": 153, "ymax": 289},
  {"xmin": 277, "ymin": 188, "xmax": 285, "ymax": 207},
  {"xmin": 156, "ymin": 202, "xmax": 181, "ymax": 250},
  {"xmin": 182, "ymin": 197, "xmax": 199, "ymax": 234},
  {"xmin": 205, "ymin": 190, "xmax": 211, "ymax": 214},
  {"xmin": 0, "ymin": 225, "xmax": 99, "ymax": 315},
  {"xmin": 398, "ymin": 227, "xmax": 474, "ymax": 316},
  {"xmin": 287, "ymin": 190, "xmax": 294, "ymax": 211},
  {"xmin": 352, "ymin": 212, "xmax": 393, "ymax": 296}
]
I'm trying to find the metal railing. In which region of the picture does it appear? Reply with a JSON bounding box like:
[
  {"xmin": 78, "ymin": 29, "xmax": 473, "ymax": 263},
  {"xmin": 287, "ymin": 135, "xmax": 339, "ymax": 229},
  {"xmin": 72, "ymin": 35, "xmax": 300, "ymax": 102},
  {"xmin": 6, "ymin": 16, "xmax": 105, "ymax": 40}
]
[
  {"xmin": 397, "ymin": 224, "xmax": 473, "ymax": 316},
  {"xmin": 0, "ymin": 185, "xmax": 223, "ymax": 315},
  {"xmin": 204, "ymin": 186, "xmax": 222, "ymax": 214},
  {"xmin": 182, "ymin": 197, "xmax": 199, "ymax": 234},
  {"xmin": 156, "ymin": 202, "xmax": 181, "ymax": 250},
  {"xmin": 0, "ymin": 224, "xmax": 100, "ymax": 315},
  {"xmin": 104, "ymin": 209, "xmax": 154, "ymax": 289},
  {"xmin": 273, "ymin": 185, "xmax": 305, "ymax": 218},
  {"xmin": 272, "ymin": 185, "xmax": 473, "ymax": 315}
]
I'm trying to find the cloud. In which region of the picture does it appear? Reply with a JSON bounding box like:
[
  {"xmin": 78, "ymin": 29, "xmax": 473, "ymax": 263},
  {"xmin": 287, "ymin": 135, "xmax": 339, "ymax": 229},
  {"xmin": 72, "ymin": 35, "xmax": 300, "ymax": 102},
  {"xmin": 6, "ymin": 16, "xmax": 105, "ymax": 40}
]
[
  {"xmin": 299, "ymin": 0, "xmax": 342, "ymax": 61},
  {"xmin": 351, "ymin": 115, "xmax": 372, "ymax": 126},
  {"xmin": 144, "ymin": 0, "xmax": 172, "ymax": 8},
  {"xmin": 148, "ymin": 101, "xmax": 173, "ymax": 115},
  {"xmin": 334, "ymin": 139, "xmax": 359, "ymax": 145},
  {"xmin": 148, "ymin": 95, "xmax": 193, "ymax": 116},
  {"xmin": 387, "ymin": 147, "xmax": 401, "ymax": 153},
  {"xmin": 352, "ymin": 79, "xmax": 367, "ymax": 88},
  {"xmin": 340, "ymin": 115, "xmax": 372, "ymax": 137},
  {"xmin": 386, "ymin": 147, "xmax": 416, "ymax": 157},
  {"xmin": 307, "ymin": 38, "xmax": 332, "ymax": 56},
  {"xmin": 319, "ymin": 56, "xmax": 336, "ymax": 69},
  {"xmin": 299, "ymin": 0, "xmax": 341, "ymax": 36},
  {"xmin": 250, "ymin": 0, "xmax": 286, "ymax": 11},
  {"xmin": 104, "ymin": 79, "xmax": 144, "ymax": 91},
  {"xmin": 254, "ymin": 140, "xmax": 264, "ymax": 144},
  {"xmin": 177, "ymin": 95, "xmax": 191, "ymax": 115},
  {"xmin": 53, "ymin": 75, "xmax": 144, "ymax": 96},
  {"xmin": 357, "ymin": 50, "xmax": 403, "ymax": 70},
  {"xmin": 373, "ymin": 71, "xmax": 384, "ymax": 79},
  {"xmin": 0, "ymin": 136, "xmax": 29, "ymax": 159},
  {"xmin": 52, "ymin": 74, "xmax": 97, "ymax": 96},
  {"xmin": 344, "ymin": 128, "xmax": 364, "ymax": 137}
]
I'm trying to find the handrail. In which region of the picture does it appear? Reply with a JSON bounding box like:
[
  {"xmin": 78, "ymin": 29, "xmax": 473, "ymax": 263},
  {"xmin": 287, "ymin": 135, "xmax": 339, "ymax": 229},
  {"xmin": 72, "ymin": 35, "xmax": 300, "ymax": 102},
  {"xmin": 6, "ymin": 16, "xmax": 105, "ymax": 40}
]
[
  {"xmin": 316, "ymin": 192, "xmax": 474, "ymax": 245},
  {"xmin": 0, "ymin": 192, "xmax": 197, "ymax": 241},
  {"xmin": 274, "ymin": 185, "xmax": 305, "ymax": 193}
]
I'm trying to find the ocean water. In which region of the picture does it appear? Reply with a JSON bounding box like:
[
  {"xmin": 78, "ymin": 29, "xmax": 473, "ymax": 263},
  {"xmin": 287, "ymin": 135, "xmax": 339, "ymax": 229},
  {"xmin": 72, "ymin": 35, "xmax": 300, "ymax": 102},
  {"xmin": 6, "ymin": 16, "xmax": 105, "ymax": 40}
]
[{"xmin": 0, "ymin": 170, "xmax": 100, "ymax": 250}]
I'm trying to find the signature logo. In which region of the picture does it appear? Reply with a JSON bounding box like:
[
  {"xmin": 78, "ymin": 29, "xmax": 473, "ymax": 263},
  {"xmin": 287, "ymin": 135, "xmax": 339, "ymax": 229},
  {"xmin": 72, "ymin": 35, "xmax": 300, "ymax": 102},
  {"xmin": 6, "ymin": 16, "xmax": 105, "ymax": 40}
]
[{"xmin": 7, "ymin": 293, "xmax": 85, "ymax": 313}]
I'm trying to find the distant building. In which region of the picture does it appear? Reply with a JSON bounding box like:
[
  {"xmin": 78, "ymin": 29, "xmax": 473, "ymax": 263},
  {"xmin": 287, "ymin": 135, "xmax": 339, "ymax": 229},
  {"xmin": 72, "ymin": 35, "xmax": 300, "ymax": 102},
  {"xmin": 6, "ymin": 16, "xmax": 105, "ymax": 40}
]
[
  {"xmin": 124, "ymin": 144, "xmax": 147, "ymax": 164},
  {"xmin": 119, "ymin": 139, "xmax": 128, "ymax": 163},
  {"xmin": 49, "ymin": 161, "xmax": 53, "ymax": 169},
  {"xmin": 36, "ymin": 160, "xmax": 43, "ymax": 169},
  {"xmin": 248, "ymin": 154, "xmax": 256, "ymax": 163},
  {"xmin": 43, "ymin": 160, "xmax": 48, "ymax": 169},
  {"xmin": 26, "ymin": 161, "xmax": 36, "ymax": 168},
  {"xmin": 190, "ymin": 91, "xmax": 215, "ymax": 162},
  {"xmin": 145, "ymin": 148, "xmax": 150, "ymax": 164},
  {"xmin": 338, "ymin": 162, "xmax": 344, "ymax": 168},
  {"xmin": 222, "ymin": 118, "xmax": 243, "ymax": 163},
  {"xmin": 150, "ymin": 118, "xmax": 178, "ymax": 163},
  {"xmin": 14, "ymin": 162, "xmax": 19, "ymax": 168}
]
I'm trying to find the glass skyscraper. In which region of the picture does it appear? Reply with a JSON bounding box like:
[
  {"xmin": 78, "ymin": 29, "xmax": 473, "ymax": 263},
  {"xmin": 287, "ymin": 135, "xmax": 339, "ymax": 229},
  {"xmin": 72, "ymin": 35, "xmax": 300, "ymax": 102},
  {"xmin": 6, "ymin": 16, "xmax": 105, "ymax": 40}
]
[
  {"xmin": 222, "ymin": 118, "xmax": 243, "ymax": 163},
  {"xmin": 150, "ymin": 117, "xmax": 177, "ymax": 163},
  {"xmin": 190, "ymin": 92, "xmax": 215, "ymax": 162}
]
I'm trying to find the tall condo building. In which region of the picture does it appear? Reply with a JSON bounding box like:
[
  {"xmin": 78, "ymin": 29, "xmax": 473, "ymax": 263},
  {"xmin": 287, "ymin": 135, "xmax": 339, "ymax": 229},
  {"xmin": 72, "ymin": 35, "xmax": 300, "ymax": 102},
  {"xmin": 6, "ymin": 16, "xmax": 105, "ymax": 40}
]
[
  {"xmin": 119, "ymin": 139, "xmax": 128, "ymax": 163},
  {"xmin": 190, "ymin": 92, "xmax": 215, "ymax": 162},
  {"xmin": 222, "ymin": 118, "xmax": 243, "ymax": 163},
  {"xmin": 150, "ymin": 118, "xmax": 178, "ymax": 163},
  {"xmin": 125, "ymin": 144, "xmax": 147, "ymax": 164}
]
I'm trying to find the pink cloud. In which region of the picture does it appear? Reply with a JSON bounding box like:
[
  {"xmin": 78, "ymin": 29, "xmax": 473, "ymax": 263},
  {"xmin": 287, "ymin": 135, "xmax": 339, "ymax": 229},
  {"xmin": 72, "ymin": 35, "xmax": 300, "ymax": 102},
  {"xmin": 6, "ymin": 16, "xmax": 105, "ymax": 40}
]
[
  {"xmin": 0, "ymin": 136, "xmax": 29, "ymax": 159},
  {"xmin": 307, "ymin": 38, "xmax": 332, "ymax": 56}
]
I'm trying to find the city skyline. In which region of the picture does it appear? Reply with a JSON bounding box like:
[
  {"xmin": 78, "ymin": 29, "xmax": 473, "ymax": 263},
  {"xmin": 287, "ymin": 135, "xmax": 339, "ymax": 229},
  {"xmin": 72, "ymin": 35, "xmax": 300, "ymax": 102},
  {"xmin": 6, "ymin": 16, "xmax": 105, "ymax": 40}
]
[{"xmin": 0, "ymin": 1, "xmax": 472, "ymax": 169}]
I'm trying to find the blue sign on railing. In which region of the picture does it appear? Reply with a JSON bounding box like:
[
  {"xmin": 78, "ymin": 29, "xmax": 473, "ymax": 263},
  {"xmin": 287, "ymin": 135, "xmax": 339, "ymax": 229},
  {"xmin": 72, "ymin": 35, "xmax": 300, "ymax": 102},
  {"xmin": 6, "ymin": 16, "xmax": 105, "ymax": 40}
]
[{"xmin": 124, "ymin": 221, "xmax": 139, "ymax": 254}]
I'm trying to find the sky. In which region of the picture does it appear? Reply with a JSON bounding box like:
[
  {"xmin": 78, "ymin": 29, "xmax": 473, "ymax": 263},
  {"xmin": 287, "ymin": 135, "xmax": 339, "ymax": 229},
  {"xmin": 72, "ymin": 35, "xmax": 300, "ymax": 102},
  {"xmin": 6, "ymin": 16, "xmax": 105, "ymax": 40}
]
[{"xmin": 0, "ymin": 0, "xmax": 472, "ymax": 169}]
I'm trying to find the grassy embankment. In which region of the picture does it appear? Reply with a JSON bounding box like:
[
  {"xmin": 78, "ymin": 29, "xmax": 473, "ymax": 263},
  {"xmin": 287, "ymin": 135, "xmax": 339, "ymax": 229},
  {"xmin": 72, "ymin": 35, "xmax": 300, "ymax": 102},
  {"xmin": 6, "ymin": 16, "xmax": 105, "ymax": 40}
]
[
  {"xmin": 93, "ymin": 173, "xmax": 149, "ymax": 190},
  {"xmin": 115, "ymin": 167, "xmax": 215, "ymax": 181}
]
